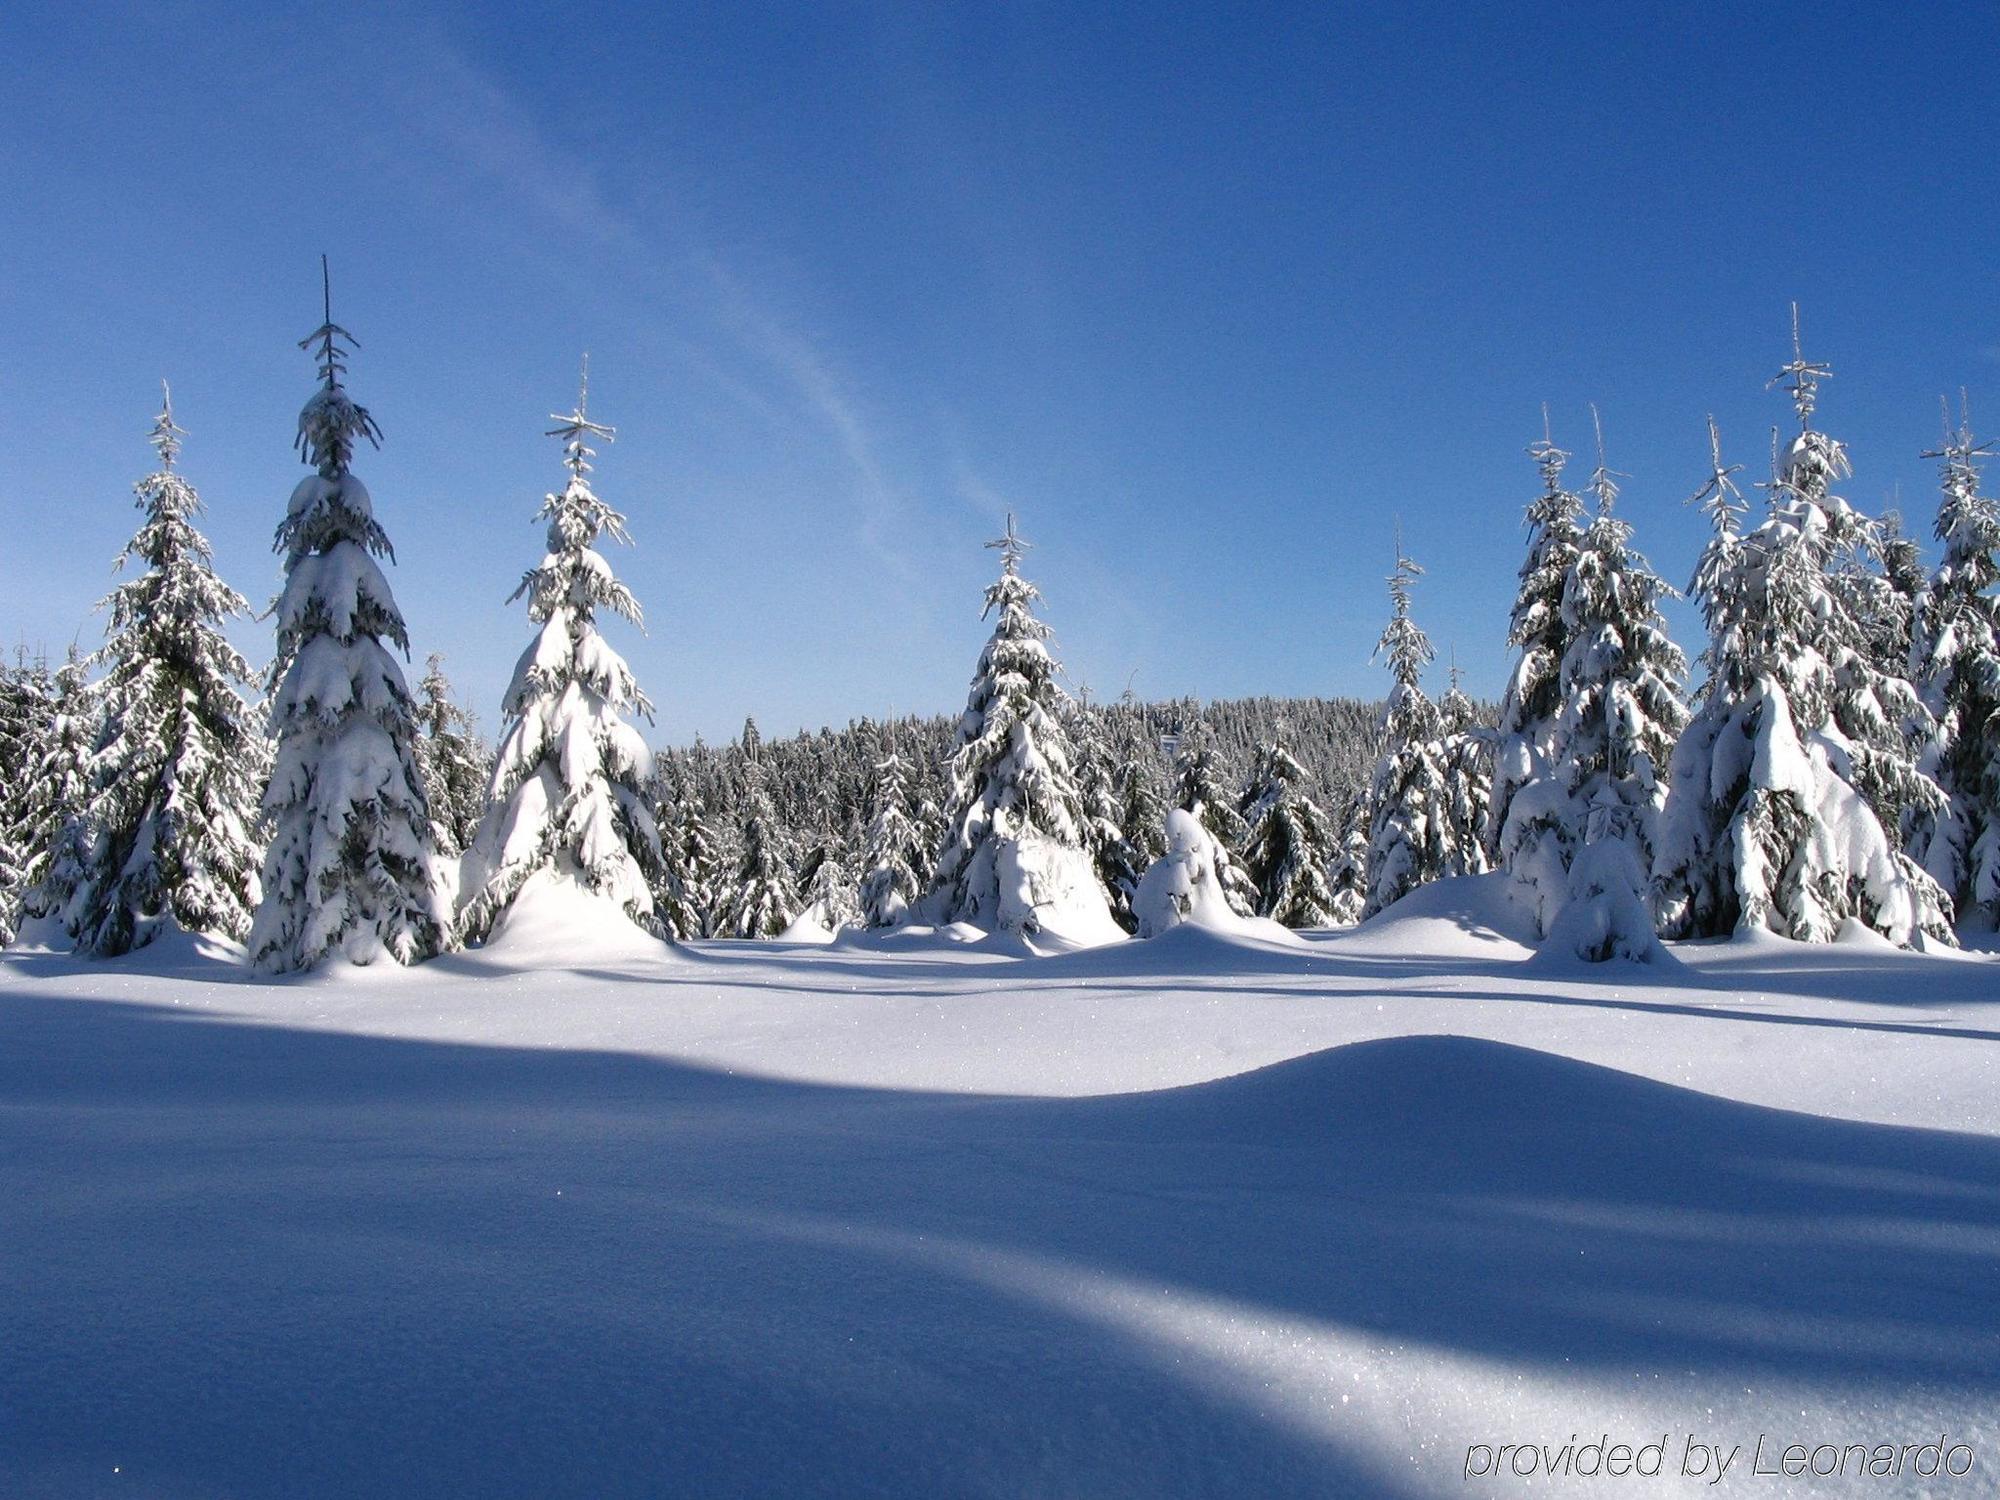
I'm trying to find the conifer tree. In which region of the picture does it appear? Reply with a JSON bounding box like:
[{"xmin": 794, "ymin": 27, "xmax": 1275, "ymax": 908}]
[
  {"xmin": 1070, "ymin": 698, "xmax": 1144, "ymax": 930},
  {"xmin": 725, "ymin": 767, "xmax": 796, "ymax": 938},
  {"xmin": 925, "ymin": 516, "xmax": 1114, "ymax": 936},
  {"xmin": 460, "ymin": 361, "xmax": 664, "ymax": 943},
  {"xmin": 0, "ymin": 658, "xmax": 52, "ymax": 943},
  {"xmin": 1237, "ymin": 735, "xmax": 1339, "ymax": 926},
  {"xmin": 1490, "ymin": 411, "xmax": 1586, "ymax": 863},
  {"xmin": 63, "ymin": 387, "xmax": 266, "ymax": 955},
  {"xmin": 252, "ymin": 268, "xmax": 445, "ymax": 970},
  {"xmin": 18, "ymin": 649, "xmax": 99, "ymax": 928},
  {"xmin": 1656, "ymin": 320, "xmax": 1953, "ymax": 948},
  {"xmin": 859, "ymin": 736, "xmax": 924, "ymax": 928},
  {"xmin": 1553, "ymin": 410, "xmax": 1688, "ymax": 884},
  {"xmin": 412, "ymin": 654, "xmax": 488, "ymax": 856},
  {"xmin": 1171, "ymin": 733, "xmax": 1257, "ymax": 917},
  {"xmin": 1116, "ymin": 753, "xmax": 1169, "ymax": 875},
  {"xmin": 1435, "ymin": 656, "xmax": 1493, "ymax": 879},
  {"xmin": 655, "ymin": 794, "xmax": 722, "ymax": 940},
  {"xmin": 796, "ymin": 840, "xmax": 858, "ymax": 930},
  {"xmin": 1325, "ymin": 799, "xmax": 1369, "ymax": 926},
  {"xmin": 1908, "ymin": 396, "xmax": 2000, "ymax": 928},
  {"xmin": 1364, "ymin": 542, "xmax": 1451, "ymax": 916}
]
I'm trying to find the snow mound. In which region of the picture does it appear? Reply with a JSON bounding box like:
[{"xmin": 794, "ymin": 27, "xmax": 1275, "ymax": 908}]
[
  {"xmin": 1133, "ymin": 810, "xmax": 1277, "ymax": 940},
  {"xmin": 1041, "ymin": 1034, "xmax": 1768, "ymax": 1155},
  {"xmin": 1331, "ymin": 872, "xmax": 1539, "ymax": 958},
  {"xmin": 996, "ymin": 835, "xmax": 1127, "ymax": 948},
  {"xmin": 1530, "ymin": 842, "xmax": 1681, "ymax": 970},
  {"xmin": 776, "ymin": 911, "xmax": 837, "ymax": 944},
  {"xmin": 471, "ymin": 869, "xmax": 666, "ymax": 965}
]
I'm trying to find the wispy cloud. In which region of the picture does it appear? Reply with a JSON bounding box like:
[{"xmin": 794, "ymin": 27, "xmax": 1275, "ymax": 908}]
[{"xmin": 344, "ymin": 14, "xmax": 929, "ymax": 589}]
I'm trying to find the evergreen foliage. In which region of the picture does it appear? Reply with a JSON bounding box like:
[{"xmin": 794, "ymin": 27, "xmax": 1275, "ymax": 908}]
[
  {"xmin": 1908, "ymin": 397, "xmax": 2000, "ymax": 928},
  {"xmin": 252, "ymin": 271, "xmax": 445, "ymax": 970},
  {"xmin": 62, "ymin": 388, "xmax": 266, "ymax": 955},
  {"xmin": 1237, "ymin": 736, "xmax": 1339, "ymax": 927},
  {"xmin": 460, "ymin": 361, "xmax": 663, "ymax": 942}
]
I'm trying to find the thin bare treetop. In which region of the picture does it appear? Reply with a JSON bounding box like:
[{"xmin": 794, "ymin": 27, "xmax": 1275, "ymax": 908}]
[
  {"xmin": 1527, "ymin": 402, "xmax": 1571, "ymax": 492},
  {"xmin": 1687, "ymin": 414, "xmax": 1747, "ymax": 536},
  {"xmin": 1386, "ymin": 521, "xmax": 1424, "ymax": 611},
  {"xmin": 1586, "ymin": 402, "xmax": 1625, "ymax": 515},
  {"xmin": 298, "ymin": 255, "xmax": 361, "ymax": 392},
  {"xmin": 1922, "ymin": 388, "xmax": 1995, "ymax": 466},
  {"xmin": 547, "ymin": 352, "xmax": 616, "ymax": 481},
  {"xmin": 148, "ymin": 379, "xmax": 187, "ymax": 471},
  {"xmin": 986, "ymin": 511, "xmax": 1032, "ymax": 573},
  {"xmin": 1767, "ymin": 301, "xmax": 1833, "ymax": 429}
]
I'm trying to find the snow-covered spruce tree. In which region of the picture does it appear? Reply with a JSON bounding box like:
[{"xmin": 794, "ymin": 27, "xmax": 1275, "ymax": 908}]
[
  {"xmin": 1325, "ymin": 799, "xmax": 1369, "ymax": 926},
  {"xmin": 653, "ymin": 788, "xmax": 722, "ymax": 940},
  {"xmin": 252, "ymin": 275, "xmax": 446, "ymax": 971},
  {"xmin": 1489, "ymin": 411, "xmax": 1586, "ymax": 865},
  {"xmin": 1435, "ymin": 658, "xmax": 1492, "ymax": 879},
  {"xmin": 1909, "ymin": 397, "xmax": 2000, "ymax": 929},
  {"xmin": 1655, "ymin": 335, "xmax": 1953, "ymax": 949},
  {"xmin": 1841, "ymin": 507, "xmax": 1927, "ymax": 681},
  {"xmin": 1363, "ymin": 544, "xmax": 1452, "ymax": 917},
  {"xmin": 1069, "ymin": 698, "xmax": 1144, "ymax": 931},
  {"xmin": 796, "ymin": 840, "xmax": 858, "ymax": 931},
  {"xmin": 1171, "ymin": 733, "xmax": 1257, "ymax": 917},
  {"xmin": 58, "ymin": 388, "xmax": 266, "ymax": 955},
  {"xmin": 924, "ymin": 515, "xmax": 1117, "ymax": 938},
  {"xmin": 413, "ymin": 653, "xmax": 489, "ymax": 856},
  {"xmin": 1237, "ymin": 736, "xmax": 1338, "ymax": 927},
  {"xmin": 724, "ymin": 765, "xmax": 796, "ymax": 938},
  {"xmin": 17, "ymin": 649, "xmax": 99, "ymax": 931},
  {"xmin": 459, "ymin": 362, "xmax": 665, "ymax": 944},
  {"xmin": 1117, "ymin": 752, "xmax": 1169, "ymax": 875},
  {"xmin": 859, "ymin": 736, "xmax": 924, "ymax": 928},
  {"xmin": 1553, "ymin": 411, "xmax": 1689, "ymax": 884},
  {"xmin": 0, "ymin": 658, "xmax": 52, "ymax": 943}
]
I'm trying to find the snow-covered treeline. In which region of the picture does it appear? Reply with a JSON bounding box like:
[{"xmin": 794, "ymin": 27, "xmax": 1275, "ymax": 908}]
[{"xmin": 1, "ymin": 293, "xmax": 1994, "ymax": 965}]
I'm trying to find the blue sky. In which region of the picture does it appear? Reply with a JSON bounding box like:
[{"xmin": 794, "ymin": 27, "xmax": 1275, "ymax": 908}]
[{"xmin": 1, "ymin": 1, "xmax": 1994, "ymax": 745}]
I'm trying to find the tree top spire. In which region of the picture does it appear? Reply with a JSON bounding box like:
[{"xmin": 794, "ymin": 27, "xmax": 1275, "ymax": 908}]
[
  {"xmin": 1922, "ymin": 387, "xmax": 1994, "ymax": 466},
  {"xmin": 986, "ymin": 511, "xmax": 1031, "ymax": 574},
  {"xmin": 298, "ymin": 255, "xmax": 361, "ymax": 392},
  {"xmin": 1527, "ymin": 404, "xmax": 1571, "ymax": 493},
  {"xmin": 1687, "ymin": 413, "xmax": 1747, "ymax": 538},
  {"xmin": 547, "ymin": 352, "xmax": 616, "ymax": 481},
  {"xmin": 148, "ymin": 379, "xmax": 187, "ymax": 471},
  {"xmin": 1587, "ymin": 402, "xmax": 1625, "ymax": 515},
  {"xmin": 1767, "ymin": 301, "xmax": 1833, "ymax": 430}
]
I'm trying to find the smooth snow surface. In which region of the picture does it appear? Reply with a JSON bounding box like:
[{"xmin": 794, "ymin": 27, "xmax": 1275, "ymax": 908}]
[{"xmin": 4, "ymin": 913, "xmax": 1998, "ymax": 1498}]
